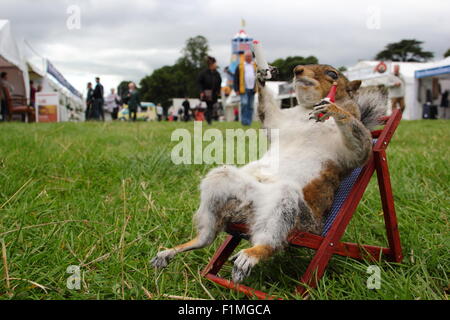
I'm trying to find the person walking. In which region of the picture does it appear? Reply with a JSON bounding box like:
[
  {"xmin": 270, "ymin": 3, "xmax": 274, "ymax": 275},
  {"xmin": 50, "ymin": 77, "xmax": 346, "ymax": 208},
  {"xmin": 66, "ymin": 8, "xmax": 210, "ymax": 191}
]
[
  {"xmin": 92, "ymin": 77, "xmax": 104, "ymax": 120},
  {"xmin": 85, "ymin": 82, "xmax": 94, "ymax": 120},
  {"xmin": 198, "ymin": 56, "xmax": 222, "ymax": 125},
  {"xmin": 234, "ymin": 51, "xmax": 257, "ymax": 126},
  {"xmin": 388, "ymin": 65, "xmax": 406, "ymax": 114},
  {"xmin": 124, "ymin": 82, "xmax": 140, "ymax": 121}
]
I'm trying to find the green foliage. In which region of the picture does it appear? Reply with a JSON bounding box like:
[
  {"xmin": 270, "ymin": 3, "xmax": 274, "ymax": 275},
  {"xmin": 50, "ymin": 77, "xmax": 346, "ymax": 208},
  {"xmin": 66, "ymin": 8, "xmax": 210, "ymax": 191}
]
[
  {"xmin": 117, "ymin": 81, "xmax": 132, "ymax": 99},
  {"xmin": 444, "ymin": 49, "xmax": 450, "ymax": 58},
  {"xmin": 270, "ymin": 56, "xmax": 319, "ymax": 81},
  {"xmin": 139, "ymin": 65, "xmax": 187, "ymax": 108},
  {"xmin": 139, "ymin": 36, "xmax": 210, "ymax": 107},
  {"xmin": 177, "ymin": 35, "xmax": 209, "ymax": 70},
  {"xmin": 0, "ymin": 120, "xmax": 448, "ymax": 300},
  {"xmin": 375, "ymin": 39, "xmax": 434, "ymax": 62}
]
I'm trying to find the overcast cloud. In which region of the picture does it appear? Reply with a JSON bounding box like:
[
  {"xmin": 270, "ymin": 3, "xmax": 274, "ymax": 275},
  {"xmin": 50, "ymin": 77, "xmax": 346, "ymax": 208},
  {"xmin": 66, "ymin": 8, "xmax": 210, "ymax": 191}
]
[{"xmin": 1, "ymin": 0, "xmax": 449, "ymax": 95}]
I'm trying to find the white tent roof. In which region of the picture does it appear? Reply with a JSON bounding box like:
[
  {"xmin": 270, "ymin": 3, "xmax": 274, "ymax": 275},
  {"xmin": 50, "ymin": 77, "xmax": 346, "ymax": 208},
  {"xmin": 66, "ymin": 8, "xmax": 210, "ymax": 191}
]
[
  {"xmin": 0, "ymin": 20, "xmax": 22, "ymax": 67},
  {"xmin": 346, "ymin": 59, "xmax": 450, "ymax": 82},
  {"xmin": 0, "ymin": 20, "xmax": 29, "ymax": 99},
  {"xmin": 345, "ymin": 60, "xmax": 428, "ymax": 83}
]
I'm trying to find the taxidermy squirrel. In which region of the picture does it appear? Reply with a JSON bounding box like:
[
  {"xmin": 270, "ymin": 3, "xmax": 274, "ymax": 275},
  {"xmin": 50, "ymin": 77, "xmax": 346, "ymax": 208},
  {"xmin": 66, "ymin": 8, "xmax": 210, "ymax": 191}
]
[{"xmin": 151, "ymin": 59, "xmax": 387, "ymax": 283}]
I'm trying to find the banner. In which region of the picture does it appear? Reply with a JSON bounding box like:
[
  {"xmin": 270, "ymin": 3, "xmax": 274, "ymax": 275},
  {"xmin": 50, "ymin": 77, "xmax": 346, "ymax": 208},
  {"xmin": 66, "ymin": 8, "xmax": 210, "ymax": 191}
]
[
  {"xmin": 36, "ymin": 92, "xmax": 59, "ymax": 122},
  {"xmin": 46, "ymin": 60, "xmax": 83, "ymax": 99}
]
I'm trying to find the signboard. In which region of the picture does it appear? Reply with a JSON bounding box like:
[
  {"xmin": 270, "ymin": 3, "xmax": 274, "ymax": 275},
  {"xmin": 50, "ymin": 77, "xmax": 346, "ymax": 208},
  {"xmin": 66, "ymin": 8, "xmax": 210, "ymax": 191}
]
[
  {"xmin": 374, "ymin": 61, "xmax": 387, "ymax": 74},
  {"xmin": 36, "ymin": 92, "xmax": 59, "ymax": 122},
  {"xmin": 415, "ymin": 65, "xmax": 450, "ymax": 79}
]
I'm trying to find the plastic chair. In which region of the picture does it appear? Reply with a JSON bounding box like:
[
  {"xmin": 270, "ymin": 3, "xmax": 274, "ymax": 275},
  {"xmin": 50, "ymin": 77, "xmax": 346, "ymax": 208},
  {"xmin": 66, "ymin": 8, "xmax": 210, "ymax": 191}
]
[{"xmin": 201, "ymin": 108, "xmax": 403, "ymax": 299}]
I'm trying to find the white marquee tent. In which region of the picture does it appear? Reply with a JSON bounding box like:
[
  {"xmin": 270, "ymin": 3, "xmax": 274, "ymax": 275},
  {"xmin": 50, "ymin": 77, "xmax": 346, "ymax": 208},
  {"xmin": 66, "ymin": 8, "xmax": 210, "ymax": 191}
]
[
  {"xmin": 22, "ymin": 40, "xmax": 85, "ymax": 121},
  {"xmin": 345, "ymin": 59, "xmax": 450, "ymax": 120},
  {"xmin": 0, "ymin": 20, "xmax": 29, "ymax": 100},
  {"xmin": 1, "ymin": 19, "xmax": 84, "ymax": 121}
]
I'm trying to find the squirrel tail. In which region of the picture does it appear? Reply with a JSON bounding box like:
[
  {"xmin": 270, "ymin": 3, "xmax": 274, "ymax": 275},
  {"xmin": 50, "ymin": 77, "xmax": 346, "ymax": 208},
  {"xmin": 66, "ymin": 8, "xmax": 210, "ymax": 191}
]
[{"xmin": 354, "ymin": 86, "xmax": 388, "ymax": 131}]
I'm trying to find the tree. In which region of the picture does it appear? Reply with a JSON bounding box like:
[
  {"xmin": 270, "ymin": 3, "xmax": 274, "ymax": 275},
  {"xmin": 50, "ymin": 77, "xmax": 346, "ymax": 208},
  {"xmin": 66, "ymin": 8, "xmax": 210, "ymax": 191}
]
[
  {"xmin": 270, "ymin": 56, "xmax": 319, "ymax": 81},
  {"xmin": 375, "ymin": 39, "xmax": 434, "ymax": 62},
  {"xmin": 117, "ymin": 80, "xmax": 131, "ymax": 99},
  {"xmin": 140, "ymin": 65, "xmax": 186, "ymax": 108},
  {"xmin": 177, "ymin": 35, "xmax": 210, "ymax": 70},
  {"xmin": 444, "ymin": 49, "xmax": 450, "ymax": 58},
  {"xmin": 138, "ymin": 35, "xmax": 211, "ymax": 107}
]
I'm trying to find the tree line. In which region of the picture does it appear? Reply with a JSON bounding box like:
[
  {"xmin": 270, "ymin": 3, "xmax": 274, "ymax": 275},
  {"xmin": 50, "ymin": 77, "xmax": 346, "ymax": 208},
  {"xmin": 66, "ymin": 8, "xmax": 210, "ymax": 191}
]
[{"xmin": 118, "ymin": 35, "xmax": 447, "ymax": 107}]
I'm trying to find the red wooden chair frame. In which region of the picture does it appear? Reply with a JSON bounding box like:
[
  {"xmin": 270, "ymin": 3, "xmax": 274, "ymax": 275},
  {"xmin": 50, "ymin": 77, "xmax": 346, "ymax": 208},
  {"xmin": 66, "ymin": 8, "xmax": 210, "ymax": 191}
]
[{"xmin": 201, "ymin": 109, "xmax": 403, "ymax": 299}]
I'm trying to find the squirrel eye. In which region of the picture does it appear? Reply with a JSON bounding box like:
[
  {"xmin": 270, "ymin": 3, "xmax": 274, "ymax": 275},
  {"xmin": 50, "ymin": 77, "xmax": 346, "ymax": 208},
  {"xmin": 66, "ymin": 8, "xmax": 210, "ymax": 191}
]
[{"xmin": 326, "ymin": 70, "xmax": 338, "ymax": 80}]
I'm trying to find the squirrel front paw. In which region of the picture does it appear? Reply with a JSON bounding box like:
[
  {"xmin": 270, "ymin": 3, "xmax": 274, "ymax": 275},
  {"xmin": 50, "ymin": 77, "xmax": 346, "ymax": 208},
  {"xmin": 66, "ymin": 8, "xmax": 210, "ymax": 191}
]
[
  {"xmin": 256, "ymin": 69, "xmax": 268, "ymax": 86},
  {"xmin": 256, "ymin": 66, "xmax": 278, "ymax": 86},
  {"xmin": 309, "ymin": 103, "xmax": 349, "ymax": 123}
]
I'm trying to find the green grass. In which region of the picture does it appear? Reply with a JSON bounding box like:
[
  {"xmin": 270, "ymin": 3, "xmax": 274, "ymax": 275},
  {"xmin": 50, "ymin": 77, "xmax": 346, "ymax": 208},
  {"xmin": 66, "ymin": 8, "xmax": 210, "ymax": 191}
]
[{"xmin": 0, "ymin": 120, "xmax": 448, "ymax": 300}]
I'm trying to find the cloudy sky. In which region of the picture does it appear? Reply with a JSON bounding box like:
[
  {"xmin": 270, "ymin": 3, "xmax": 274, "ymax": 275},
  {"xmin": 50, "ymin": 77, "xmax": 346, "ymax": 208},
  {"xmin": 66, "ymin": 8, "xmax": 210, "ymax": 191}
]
[{"xmin": 1, "ymin": 0, "xmax": 449, "ymax": 96}]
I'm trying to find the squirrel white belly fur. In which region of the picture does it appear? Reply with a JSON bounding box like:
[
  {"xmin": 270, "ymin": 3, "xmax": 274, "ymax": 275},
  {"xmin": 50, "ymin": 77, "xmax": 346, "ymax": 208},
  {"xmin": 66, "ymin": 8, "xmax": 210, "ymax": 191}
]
[{"xmin": 151, "ymin": 64, "xmax": 387, "ymax": 284}]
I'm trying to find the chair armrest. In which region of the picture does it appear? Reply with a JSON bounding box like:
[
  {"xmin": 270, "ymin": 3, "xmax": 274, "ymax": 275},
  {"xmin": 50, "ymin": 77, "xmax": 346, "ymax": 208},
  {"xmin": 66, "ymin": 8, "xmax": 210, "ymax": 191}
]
[{"xmin": 11, "ymin": 98, "xmax": 28, "ymax": 106}]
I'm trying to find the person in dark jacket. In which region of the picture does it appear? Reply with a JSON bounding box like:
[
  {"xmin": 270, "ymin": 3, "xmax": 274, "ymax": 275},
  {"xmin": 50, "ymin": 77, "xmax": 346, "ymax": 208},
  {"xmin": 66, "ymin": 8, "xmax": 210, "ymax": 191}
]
[
  {"xmin": 85, "ymin": 82, "xmax": 94, "ymax": 120},
  {"xmin": 182, "ymin": 97, "xmax": 191, "ymax": 122},
  {"xmin": 92, "ymin": 77, "xmax": 104, "ymax": 120},
  {"xmin": 124, "ymin": 82, "xmax": 140, "ymax": 121},
  {"xmin": 198, "ymin": 56, "xmax": 222, "ymax": 125}
]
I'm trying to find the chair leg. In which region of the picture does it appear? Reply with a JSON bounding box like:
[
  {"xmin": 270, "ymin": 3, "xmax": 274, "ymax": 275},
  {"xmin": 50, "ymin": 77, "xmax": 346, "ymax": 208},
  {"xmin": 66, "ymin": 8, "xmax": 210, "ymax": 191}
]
[
  {"xmin": 375, "ymin": 151, "xmax": 403, "ymax": 263},
  {"xmin": 201, "ymin": 234, "xmax": 241, "ymax": 277},
  {"xmin": 296, "ymin": 240, "xmax": 335, "ymax": 297}
]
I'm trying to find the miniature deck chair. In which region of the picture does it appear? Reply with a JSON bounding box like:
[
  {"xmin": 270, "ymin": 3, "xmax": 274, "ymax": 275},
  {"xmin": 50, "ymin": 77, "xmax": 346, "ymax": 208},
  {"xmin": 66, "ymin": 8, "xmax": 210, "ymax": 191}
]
[{"xmin": 201, "ymin": 108, "xmax": 403, "ymax": 299}]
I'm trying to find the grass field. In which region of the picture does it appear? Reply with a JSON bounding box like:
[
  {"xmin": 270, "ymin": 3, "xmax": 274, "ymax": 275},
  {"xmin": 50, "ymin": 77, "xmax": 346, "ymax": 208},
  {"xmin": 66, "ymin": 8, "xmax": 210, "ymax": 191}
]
[{"xmin": 0, "ymin": 120, "xmax": 448, "ymax": 300}]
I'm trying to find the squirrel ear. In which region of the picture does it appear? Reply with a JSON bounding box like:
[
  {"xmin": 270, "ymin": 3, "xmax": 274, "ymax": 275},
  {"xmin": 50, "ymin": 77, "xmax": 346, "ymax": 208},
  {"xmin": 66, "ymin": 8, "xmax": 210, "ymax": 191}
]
[{"xmin": 347, "ymin": 80, "xmax": 362, "ymax": 93}]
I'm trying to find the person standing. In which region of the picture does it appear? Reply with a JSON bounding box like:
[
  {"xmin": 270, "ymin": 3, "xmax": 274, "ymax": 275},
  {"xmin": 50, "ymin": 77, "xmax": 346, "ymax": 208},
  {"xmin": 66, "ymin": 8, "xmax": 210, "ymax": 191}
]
[
  {"xmin": 1, "ymin": 72, "xmax": 15, "ymax": 121},
  {"xmin": 387, "ymin": 65, "xmax": 406, "ymax": 114},
  {"xmin": 234, "ymin": 51, "xmax": 257, "ymax": 126},
  {"xmin": 0, "ymin": 80, "xmax": 5, "ymax": 122},
  {"xmin": 93, "ymin": 77, "xmax": 104, "ymax": 120},
  {"xmin": 0, "ymin": 72, "xmax": 14, "ymax": 95},
  {"xmin": 105, "ymin": 88, "xmax": 120, "ymax": 120},
  {"xmin": 124, "ymin": 82, "xmax": 140, "ymax": 122},
  {"xmin": 85, "ymin": 82, "xmax": 94, "ymax": 120},
  {"xmin": 156, "ymin": 103, "xmax": 163, "ymax": 121},
  {"xmin": 29, "ymin": 80, "xmax": 37, "ymax": 109},
  {"xmin": 198, "ymin": 56, "xmax": 222, "ymax": 125},
  {"xmin": 182, "ymin": 97, "xmax": 191, "ymax": 122}
]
